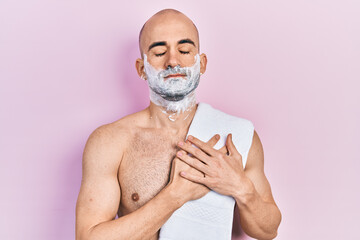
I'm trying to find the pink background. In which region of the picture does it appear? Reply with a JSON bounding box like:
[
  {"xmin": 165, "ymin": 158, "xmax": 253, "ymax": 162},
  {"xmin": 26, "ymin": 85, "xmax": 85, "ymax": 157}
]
[{"xmin": 1, "ymin": 0, "xmax": 359, "ymax": 239}]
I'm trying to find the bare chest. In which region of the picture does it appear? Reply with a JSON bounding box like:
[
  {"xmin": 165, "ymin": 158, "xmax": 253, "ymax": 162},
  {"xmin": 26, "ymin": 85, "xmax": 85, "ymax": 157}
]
[{"xmin": 118, "ymin": 131, "xmax": 185, "ymax": 215}]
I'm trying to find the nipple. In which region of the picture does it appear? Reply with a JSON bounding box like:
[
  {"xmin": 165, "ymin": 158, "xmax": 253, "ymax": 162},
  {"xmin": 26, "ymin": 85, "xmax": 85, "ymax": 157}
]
[{"xmin": 131, "ymin": 193, "xmax": 139, "ymax": 202}]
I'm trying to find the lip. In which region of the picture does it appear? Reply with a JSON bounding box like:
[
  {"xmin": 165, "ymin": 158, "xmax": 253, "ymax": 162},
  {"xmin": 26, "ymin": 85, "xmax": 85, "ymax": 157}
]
[{"xmin": 165, "ymin": 74, "xmax": 186, "ymax": 78}]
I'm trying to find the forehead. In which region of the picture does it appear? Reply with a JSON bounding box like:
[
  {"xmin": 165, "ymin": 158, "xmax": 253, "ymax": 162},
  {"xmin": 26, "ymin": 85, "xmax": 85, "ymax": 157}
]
[{"xmin": 141, "ymin": 14, "xmax": 199, "ymax": 51}]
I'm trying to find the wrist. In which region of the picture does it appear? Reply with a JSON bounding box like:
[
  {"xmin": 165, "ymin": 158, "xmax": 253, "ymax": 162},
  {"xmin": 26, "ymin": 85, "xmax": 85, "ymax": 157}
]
[
  {"xmin": 163, "ymin": 183, "xmax": 186, "ymax": 209},
  {"xmin": 233, "ymin": 177, "xmax": 257, "ymax": 207}
]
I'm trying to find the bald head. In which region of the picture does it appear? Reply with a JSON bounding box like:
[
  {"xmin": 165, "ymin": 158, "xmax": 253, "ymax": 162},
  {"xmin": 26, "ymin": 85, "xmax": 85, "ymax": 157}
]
[{"xmin": 138, "ymin": 9, "xmax": 200, "ymax": 58}]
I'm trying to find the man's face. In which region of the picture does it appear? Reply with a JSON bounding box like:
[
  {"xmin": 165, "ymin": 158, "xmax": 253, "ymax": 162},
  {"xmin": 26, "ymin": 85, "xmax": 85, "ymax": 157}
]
[{"xmin": 136, "ymin": 11, "xmax": 207, "ymax": 109}]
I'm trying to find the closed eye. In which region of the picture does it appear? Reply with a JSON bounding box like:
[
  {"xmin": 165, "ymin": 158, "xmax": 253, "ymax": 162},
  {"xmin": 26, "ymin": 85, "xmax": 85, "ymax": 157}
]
[
  {"xmin": 155, "ymin": 52, "xmax": 166, "ymax": 57},
  {"xmin": 180, "ymin": 51, "xmax": 190, "ymax": 54}
]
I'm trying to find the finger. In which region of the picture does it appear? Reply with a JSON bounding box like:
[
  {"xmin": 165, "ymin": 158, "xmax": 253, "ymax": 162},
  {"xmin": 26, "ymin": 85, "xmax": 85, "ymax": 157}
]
[
  {"xmin": 168, "ymin": 157, "xmax": 177, "ymax": 183},
  {"xmin": 180, "ymin": 171, "xmax": 207, "ymax": 185},
  {"xmin": 178, "ymin": 141, "xmax": 212, "ymax": 165},
  {"xmin": 226, "ymin": 134, "xmax": 241, "ymax": 158},
  {"xmin": 176, "ymin": 151, "xmax": 211, "ymax": 175},
  {"xmin": 206, "ymin": 134, "xmax": 220, "ymax": 148},
  {"xmin": 187, "ymin": 135, "xmax": 219, "ymax": 157}
]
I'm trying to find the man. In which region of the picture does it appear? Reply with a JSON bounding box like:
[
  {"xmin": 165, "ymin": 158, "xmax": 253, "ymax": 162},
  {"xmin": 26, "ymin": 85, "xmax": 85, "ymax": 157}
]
[{"xmin": 76, "ymin": 9, "xmax": 281, "ymax": 240}]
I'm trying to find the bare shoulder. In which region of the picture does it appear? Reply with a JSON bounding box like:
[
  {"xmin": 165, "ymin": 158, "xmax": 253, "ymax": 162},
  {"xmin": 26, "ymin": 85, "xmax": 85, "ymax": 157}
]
[
  {"xmin": 82, "ymin": 109, "xmax": 148, "ymax": 174},
  {"xmin": 245, "ymin": 130, "xmax": 264, "ymax": 171}
]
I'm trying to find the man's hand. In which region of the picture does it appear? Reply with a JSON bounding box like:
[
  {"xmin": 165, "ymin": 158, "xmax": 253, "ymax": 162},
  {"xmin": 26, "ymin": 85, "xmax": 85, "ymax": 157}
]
[
  {"xmin": 167, "ymin": 134, "xmax": 228, "ymax": 204},
  {"xmin": 176, "ymin": 134, "xmax": 255, "ymax": 203},
  {"xmin": 175, "ymin": 132, "xmax": 282, "ymax": 239}
]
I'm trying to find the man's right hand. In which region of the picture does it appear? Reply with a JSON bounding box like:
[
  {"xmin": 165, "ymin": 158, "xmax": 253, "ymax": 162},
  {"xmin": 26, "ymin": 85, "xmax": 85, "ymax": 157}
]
[{"xmin": 167, "ymin": 134, "xmax": 227, "ymax": 204}]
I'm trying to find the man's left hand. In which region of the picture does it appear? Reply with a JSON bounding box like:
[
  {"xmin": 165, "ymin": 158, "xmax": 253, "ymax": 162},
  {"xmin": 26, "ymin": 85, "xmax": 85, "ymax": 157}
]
[{"xmin": 176, "ymin": 134, "xmax": 255, "ymax": 201}]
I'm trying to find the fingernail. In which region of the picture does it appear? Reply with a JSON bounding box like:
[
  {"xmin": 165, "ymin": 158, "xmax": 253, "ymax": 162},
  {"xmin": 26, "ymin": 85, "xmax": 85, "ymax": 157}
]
[
  {"xmin": 178, "ymin": 141, "xmax": 184, "ymax": 146},
  {"xmin": 177, "ymin": 151, "xmax": 183, "ymax": 157},
  {"xmin": 188, "ymin": 135, "xmax": 193, "ymax": 140},
  {"xmin": 180, "ymin": 171, "xmax": 186, "ymax": 176},
  {"xmin": 215, "ymin": 134, "xmax": 220, "ymax": 140}
]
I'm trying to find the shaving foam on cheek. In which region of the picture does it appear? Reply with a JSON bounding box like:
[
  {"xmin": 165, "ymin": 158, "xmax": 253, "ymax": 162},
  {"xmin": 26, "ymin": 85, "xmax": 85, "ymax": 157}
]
[{"xmin": 143, "ymin": 54, "xmax": 201, "ymax": 115}]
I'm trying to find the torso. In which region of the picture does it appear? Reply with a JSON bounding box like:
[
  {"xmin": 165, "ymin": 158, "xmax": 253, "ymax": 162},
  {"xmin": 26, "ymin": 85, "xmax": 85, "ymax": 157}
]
[
  {"xmin": 114, "ymin": 109, "xmax": 190, "ymax": 240},
  {"xmin": 118, "ymin": 128, "xmax": 186, "ymax": 214}
]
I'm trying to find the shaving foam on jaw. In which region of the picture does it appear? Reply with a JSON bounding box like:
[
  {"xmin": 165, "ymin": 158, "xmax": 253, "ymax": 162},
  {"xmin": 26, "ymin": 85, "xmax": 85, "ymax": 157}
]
[{"xmin": 143, "ymin": 54, "xmax": 201, "ymax": 116}]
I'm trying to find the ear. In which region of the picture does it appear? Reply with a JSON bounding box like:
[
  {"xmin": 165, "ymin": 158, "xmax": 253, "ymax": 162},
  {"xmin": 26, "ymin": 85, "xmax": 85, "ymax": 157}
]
[
  {"xmin": 199, "ymin": 53, "xmax": 207, "ymax": 75},
  {"xmin": 135, "ymin": 58, "xmax": 146, "ymax": 80}
]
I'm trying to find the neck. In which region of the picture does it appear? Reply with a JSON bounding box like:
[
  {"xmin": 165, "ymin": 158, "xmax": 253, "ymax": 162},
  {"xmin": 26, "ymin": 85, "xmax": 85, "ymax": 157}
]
[
  {"xmin": 147, "ymin": 97, "xmax": 198, "ymax": 132},
  {"xmin": 149, "ymin": 88, "xmax": 197, "ymax": 113}
]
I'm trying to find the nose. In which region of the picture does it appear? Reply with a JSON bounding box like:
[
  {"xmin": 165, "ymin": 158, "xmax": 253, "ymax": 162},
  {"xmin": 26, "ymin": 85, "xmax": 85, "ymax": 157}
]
[{"xmin": 164, "ymin": 50, "xmax": 180, "ymax": 69}]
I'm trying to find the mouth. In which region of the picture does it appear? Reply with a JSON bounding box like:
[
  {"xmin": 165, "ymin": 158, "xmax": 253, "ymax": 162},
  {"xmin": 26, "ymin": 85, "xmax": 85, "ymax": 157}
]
[{"xmin": 165, "ymin": 74, "xmax": 186, "ymax": 79}]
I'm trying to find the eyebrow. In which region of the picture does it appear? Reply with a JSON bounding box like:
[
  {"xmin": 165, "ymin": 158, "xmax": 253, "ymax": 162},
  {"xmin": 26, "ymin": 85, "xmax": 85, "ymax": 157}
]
[
  {"xmin": 148, "ymin": 38, "xmax": 196, "ymax": 51},
  {"xmin": 148, "ymin": 41, "xmax": 166, "ymax": 51},
  {"xmin": 178, "ymin": 38, "xmax": 196, "ymax": 47}
]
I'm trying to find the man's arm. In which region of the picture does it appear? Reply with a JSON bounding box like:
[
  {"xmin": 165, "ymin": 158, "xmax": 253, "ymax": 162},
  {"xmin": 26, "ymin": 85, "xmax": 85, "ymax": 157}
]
[
  {"xmin": 75, "ymin": 126, "xmax": 181, "ymax": 240},
  {"xmin": 234, "ymin": 130, "xmax": 282, "ymax": 239}
]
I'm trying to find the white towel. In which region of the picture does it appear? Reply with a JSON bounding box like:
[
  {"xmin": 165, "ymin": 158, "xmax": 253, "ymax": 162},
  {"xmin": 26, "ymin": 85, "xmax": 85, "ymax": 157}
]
[{"xmin": 159, "ymin": 102, "xmax": 255, "ymax": 240}]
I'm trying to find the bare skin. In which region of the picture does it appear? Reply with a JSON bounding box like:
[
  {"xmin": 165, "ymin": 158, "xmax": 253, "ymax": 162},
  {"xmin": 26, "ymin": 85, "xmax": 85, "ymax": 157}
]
[
  {"xmin": 76, "ymin": 103, "xmax": 216, "ymax": 240},
  {"xmin": 76, "ymin": 8, "xmax": 281, "ymax": 240}
]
